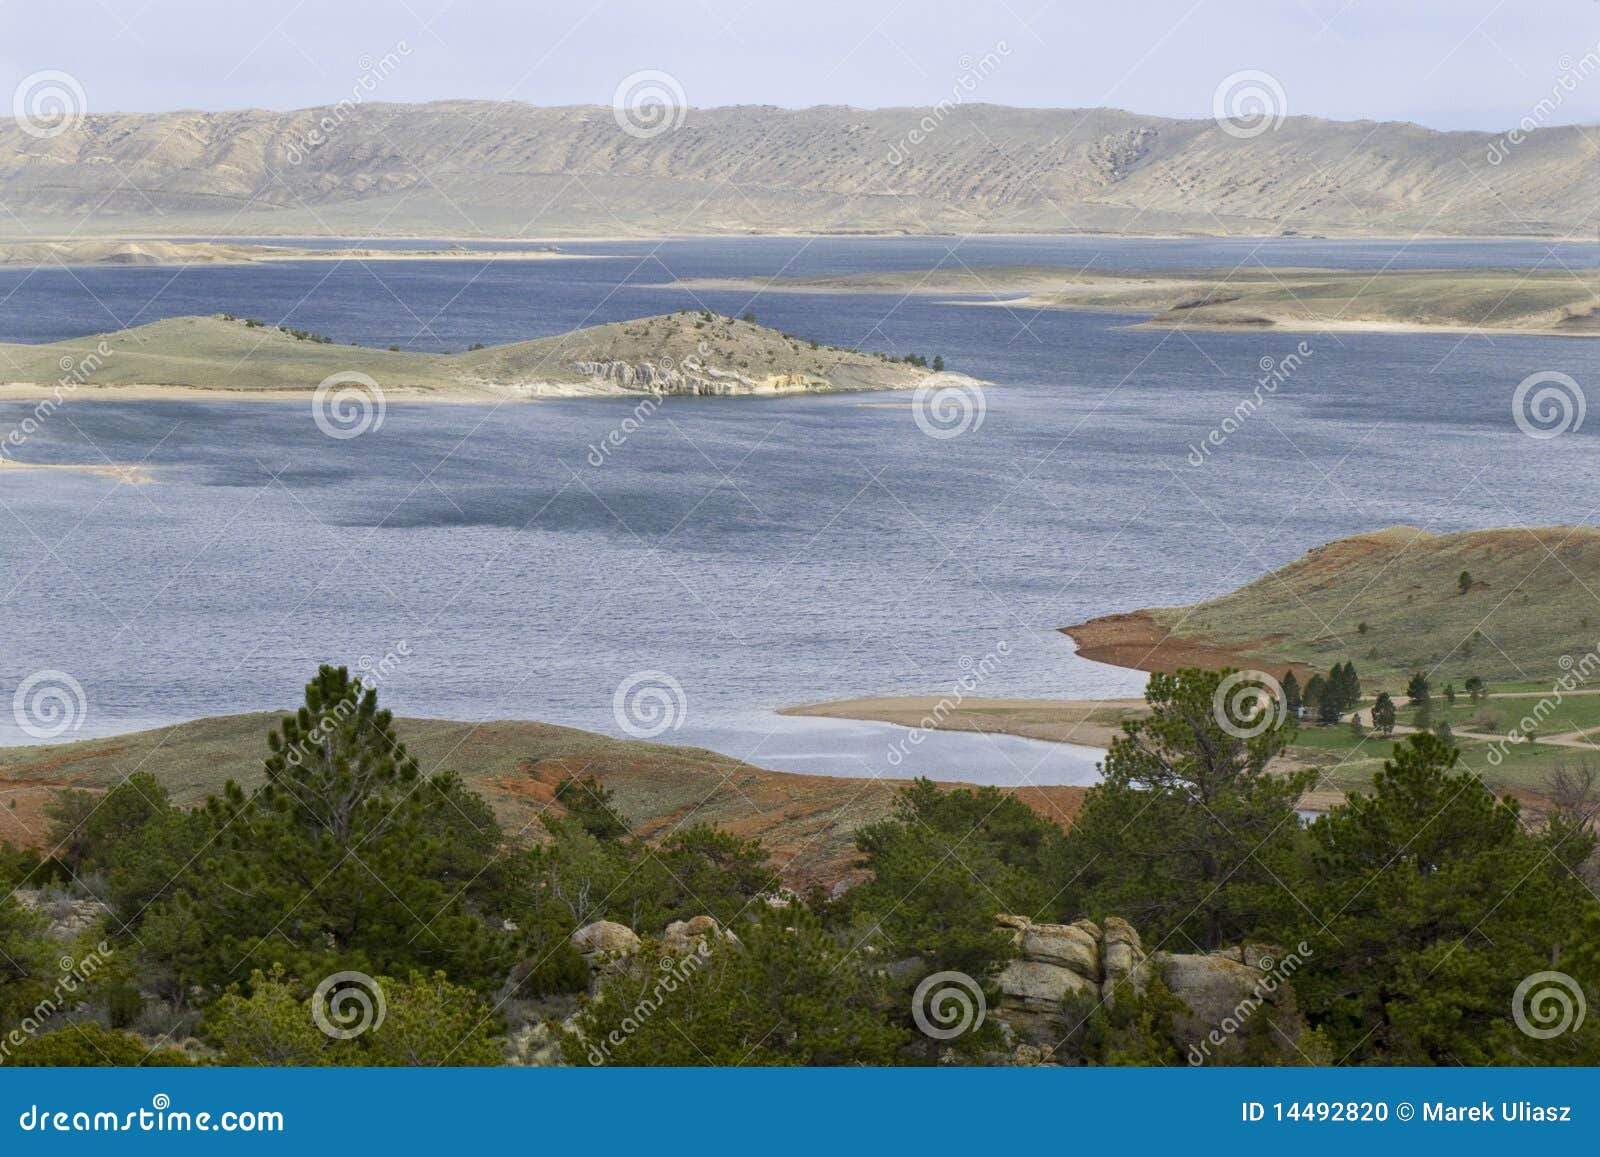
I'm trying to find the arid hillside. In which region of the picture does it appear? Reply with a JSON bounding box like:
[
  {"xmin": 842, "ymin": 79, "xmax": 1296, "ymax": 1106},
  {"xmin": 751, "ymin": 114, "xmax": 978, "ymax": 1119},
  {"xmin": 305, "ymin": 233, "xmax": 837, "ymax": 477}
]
[
  {"xmin": 1, "ymin": 101, "xmax": 1592, "ymax": 238},
  {"xmin": 0, "ymin": 713, "xmax": 1086, "ymax": 890}
]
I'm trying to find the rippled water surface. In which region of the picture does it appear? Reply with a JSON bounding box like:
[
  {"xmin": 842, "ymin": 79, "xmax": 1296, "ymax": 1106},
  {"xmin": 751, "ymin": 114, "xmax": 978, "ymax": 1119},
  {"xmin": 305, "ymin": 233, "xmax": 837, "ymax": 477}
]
[{"xmin": 2, "ymin": 236, "xmax": 1597, "ymax": 782}]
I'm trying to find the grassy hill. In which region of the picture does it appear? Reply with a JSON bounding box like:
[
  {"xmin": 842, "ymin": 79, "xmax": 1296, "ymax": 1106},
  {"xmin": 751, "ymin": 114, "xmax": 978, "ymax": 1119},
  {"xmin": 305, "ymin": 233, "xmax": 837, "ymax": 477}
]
[
  {"xmin": 0, "ymin": 713, "xmax": 1085, "ymax": 890},
  {"xmin": 1069, "ymin": 525, "xmax": 1600, "ymax": 685},
  {"xmin": 0, "ymin": 311, "xmax": 929, "ymax": 397},
  {"xmin": 1065, "ymin": 525, "xmax": 1600, "ymax": 797}
]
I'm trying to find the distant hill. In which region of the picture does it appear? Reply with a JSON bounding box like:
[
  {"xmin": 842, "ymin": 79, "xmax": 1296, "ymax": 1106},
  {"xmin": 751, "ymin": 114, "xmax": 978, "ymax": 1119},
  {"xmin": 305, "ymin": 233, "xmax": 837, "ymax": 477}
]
[
  {"xmin": 1065, "ymin": 526, "xmax": 1600, "ymax": 683},
  {"xmin": 1, "ymin": 101, "xmax": 1593, "ymax": 238}
]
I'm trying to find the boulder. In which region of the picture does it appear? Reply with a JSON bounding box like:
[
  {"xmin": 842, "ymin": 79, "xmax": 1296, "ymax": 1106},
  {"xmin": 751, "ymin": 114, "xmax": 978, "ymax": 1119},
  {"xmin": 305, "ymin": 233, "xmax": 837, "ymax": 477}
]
[
  {"xmin": 661, "ymin": 914, "xmax": 730, "ymax": 958},
  {"xmin": 993, "ymin": 915, "xmax": 1103, "ymax": 1040},
  {"xmin": 1021, "ymin": 922, "xmax": 1100, "ymax": 977},
  {"xmin": 988, "ymin": 913, "xmax": 1307, "ymax": 1062},
  {"xmin": 1099, "ymin": 916, "xmax": 1149, "ymax": 1003},
  {"xmin": 570, "ymin": 920, "xmax": 640, "ymax": 966},
  {"xmin": 1156, "ymin": 950, "xmax": 1289, "ymax": 1054}
]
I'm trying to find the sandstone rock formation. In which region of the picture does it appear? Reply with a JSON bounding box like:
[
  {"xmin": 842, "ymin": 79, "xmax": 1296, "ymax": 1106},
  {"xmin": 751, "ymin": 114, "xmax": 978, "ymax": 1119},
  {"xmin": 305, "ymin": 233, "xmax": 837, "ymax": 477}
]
[
  {"xmin": 994, "ymin": 915, "xmax": 1146, "ymax": 1039},
  {"xmin": 15, "ymin": 889, "xmax": 109, "ymax": 941},
  {"xmin": 569, "ymin": 920, "xmax": 641, "ymax": 968},
  {"xmin": 661, "ymin": 914, "xmax": 737, "ymax": 957},
  {"xmin": 993, "ymin": 914, "xmax": 1305, "ymax": 1060}
]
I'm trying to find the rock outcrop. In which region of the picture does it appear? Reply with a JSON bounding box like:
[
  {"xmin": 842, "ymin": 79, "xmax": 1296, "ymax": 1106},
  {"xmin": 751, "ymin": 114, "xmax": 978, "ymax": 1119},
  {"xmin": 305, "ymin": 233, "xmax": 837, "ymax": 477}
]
[
  {"xmin": 571, "ymin": 358, "xmax": 827, "ymax": 397},
  {"xmin": 993, "ymin": 914, "xmax": 1306, "ymax": 1061},
  {"xmin": 994, "ymin": 915, "xmax": 1148, "ymax": 1039},
  {"xmin": 661, "ymin": 914, "xmax": 737, "ymax": 957},
  {"xmin": 569, "ymin": 920, "xmax": 641, "ymax": 968},
  {"xmin": 15, "ymin": 889, "xmax": 109, "ymax": 941}
]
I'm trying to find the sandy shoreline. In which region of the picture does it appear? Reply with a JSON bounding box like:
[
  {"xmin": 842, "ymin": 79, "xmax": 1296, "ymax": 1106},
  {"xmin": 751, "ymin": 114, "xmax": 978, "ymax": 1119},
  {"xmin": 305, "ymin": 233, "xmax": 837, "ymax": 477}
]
[
  {"xmin": 778, "ymin": 695, "xmax": 1146, "ymax": 749},
  {"xmin": 668, "ymin": 266, "xmax": 1600, "ymax": 339},
  {"xmin": 962, "ymin": 298, "xmax": 1600, "ymax": 339},
  {"xmin": 0, "ymin": 459, "xmax": 153, "ymax": 482}
]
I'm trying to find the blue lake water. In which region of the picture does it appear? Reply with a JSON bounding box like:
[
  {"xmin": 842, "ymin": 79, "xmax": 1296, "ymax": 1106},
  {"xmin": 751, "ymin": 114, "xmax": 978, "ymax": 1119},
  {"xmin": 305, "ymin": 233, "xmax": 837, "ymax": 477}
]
[{"xmin": 1, "ymin": 236, "xmax": 1597, "ymax": 784}]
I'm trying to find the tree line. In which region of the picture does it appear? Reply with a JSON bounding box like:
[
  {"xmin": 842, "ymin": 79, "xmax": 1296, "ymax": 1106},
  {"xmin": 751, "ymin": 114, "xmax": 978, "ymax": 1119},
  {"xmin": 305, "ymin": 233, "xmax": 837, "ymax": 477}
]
[{"xmin": 1, "ymin": 664, "xmax": 1594, "ymax": 1067}]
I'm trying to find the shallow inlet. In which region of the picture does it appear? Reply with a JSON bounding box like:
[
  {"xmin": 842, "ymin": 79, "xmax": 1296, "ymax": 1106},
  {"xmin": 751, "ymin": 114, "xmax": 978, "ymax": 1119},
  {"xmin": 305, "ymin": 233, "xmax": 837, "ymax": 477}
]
[{"xmin": 681, "ymin": 714, "xmax": 1105, "ymax": 787}]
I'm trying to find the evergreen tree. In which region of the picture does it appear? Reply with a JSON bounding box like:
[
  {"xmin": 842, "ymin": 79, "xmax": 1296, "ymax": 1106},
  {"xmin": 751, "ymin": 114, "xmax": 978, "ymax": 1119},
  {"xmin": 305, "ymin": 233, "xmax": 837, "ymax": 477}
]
[
  {"xmin": 139, "ymin": 666, "xmax": 509, "ymax": 996},
  {"xmin": 1371, "ymin": 692, "xmax": 1397, "ymax": 736},
  {"xmin": 564, "ymin": 910, "xmax": 908, "ymax": 1066},
  {"xmin": 1293, "ymin": 734, "xmax": 1599, "ymax": 1064},
  {"xmin": 1339, "ymin": 662, "xmax": 1361, "ymax": 713},
  {"xmin": 1314, "ymin": 663, "xmax": 1345, "ymax": 722},
  {"xmin": 1281, "ymin": 670, "xmax": 1302, "ymax": 716},
  {"xmin": 1054, "ymin": 669, "xmax": 1311, "ymax": 949},
  {"xmin": 1405, "ymin": 672, "xmax": 1431, "ymax": 704},
  {"xmin": 553, "ymin": 775, "xmax": 630, "ymax": 842},
  {"xmin": 847, "ymin": 780, "xmax": 1059, "ymax": 986},
  {"xmin": 1304, "ymin": 673, "xmax": 1326, "ymax": 714}
]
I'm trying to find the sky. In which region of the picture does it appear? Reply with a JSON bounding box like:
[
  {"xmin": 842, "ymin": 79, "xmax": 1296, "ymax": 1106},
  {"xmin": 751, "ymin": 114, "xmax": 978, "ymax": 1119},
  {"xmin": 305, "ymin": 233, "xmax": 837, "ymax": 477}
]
[{"xmin": 4, "ymin": 0, "xmax": 1600, "ymax": 130}]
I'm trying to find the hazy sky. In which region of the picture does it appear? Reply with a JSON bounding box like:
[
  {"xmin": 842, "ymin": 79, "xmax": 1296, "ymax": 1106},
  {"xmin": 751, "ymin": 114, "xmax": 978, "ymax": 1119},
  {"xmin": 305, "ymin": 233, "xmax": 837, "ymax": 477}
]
[{"xmin": 5, "ymin": 0, "xmax": 1600, "ymax": 130}]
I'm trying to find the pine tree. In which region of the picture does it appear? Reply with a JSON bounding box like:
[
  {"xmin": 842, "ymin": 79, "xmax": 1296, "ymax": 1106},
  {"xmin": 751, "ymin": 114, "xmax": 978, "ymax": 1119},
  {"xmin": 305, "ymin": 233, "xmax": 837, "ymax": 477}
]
[
  {"xmin": 1316, "ymin": 664, "xmax": 1344, "ymax": 723},
  {"xmin": 1281, "ymin": 670, "xmax": 1302, "ymax": 716},
  {"xmin": 140, "ymin": 666, "xmax": 508, "ymax": 996},
  {"xmin": 1340, "ymin": 662, "xmax": 1361, "ymax": 713},
  {"xmin": 1304, "ymin": 673, "xmax": 1326, "ymax": 715},
  {"xmin": 1371, "ymin": 692, "xmax": 1397, "ymax": 736},
  {"xmin": 1405, "ymin": 672, "xmax": 1431, "ymax": 704},
  {"xmin": 1054, "ymin": 668, "xmax": 1310, "ymax": 949}
]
